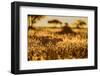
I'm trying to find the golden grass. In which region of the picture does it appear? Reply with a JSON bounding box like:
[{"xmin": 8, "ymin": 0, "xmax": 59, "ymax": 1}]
[{"xmin": 28, "ymin": 27, "xmax": 88, "ymax": 61}]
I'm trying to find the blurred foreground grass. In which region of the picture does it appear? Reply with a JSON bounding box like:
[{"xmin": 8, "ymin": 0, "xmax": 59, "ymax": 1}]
[{"xmin": 28, "ymin": 27, "xmax": 88, "ymax": 61}]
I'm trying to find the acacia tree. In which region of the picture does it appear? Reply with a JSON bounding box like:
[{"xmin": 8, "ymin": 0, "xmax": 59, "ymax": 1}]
[
  {"xmin": 31, "ymin": 15, "xmax": 45, "ymax": 24},
  {"xmin": 28, "ymin": 15, "xmax": 45, "ymax": 30},
  {"xmin": 74, "ymin": 20, "xmax": 86, "ymax": 28},
  {"xmin": 48, "ymin": 19, "xmax": 62, "ymax": 24},
  {"xmin": 61, "ymin": 22, "xmax": 75, "ymax": 34},
  {"xmin": 48, "ymin": 19, "xmax": 62, "ymax": 27}
]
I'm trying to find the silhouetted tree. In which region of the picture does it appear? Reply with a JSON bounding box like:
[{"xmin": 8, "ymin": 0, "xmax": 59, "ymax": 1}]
[
  {"xmin": 74, "ymin": 20, "xmax": 87, "ymax": 29},
  {"xmin": 58, "ymin": 23, "xmax": 75, "ymax": 34},
  {"xmin": 31, "ymin": 15, "xmax": 45, "ymax": 24},
  {"xmin": 48, "ymin": 19, "xmax": 62, "ymax": 24},
  {"xmin": 28, "ymin": 15, "xmax": 45, "ymax": 30}
]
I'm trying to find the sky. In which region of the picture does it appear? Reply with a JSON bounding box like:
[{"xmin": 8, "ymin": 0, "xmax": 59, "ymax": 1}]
[{"xmin": 28, "ymin": 15, "xmax": 88, "ymax": 28}]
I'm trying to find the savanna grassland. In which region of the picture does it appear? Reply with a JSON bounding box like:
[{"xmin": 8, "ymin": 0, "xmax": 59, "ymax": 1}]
[{"xmin": 28, "ymin": 27, "xmax": 88, "ymax": 61}]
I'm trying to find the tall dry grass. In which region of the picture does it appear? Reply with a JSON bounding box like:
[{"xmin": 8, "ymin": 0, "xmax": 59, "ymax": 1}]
[{"xmin": 28, "ymin": 27, "xmax": 88, "ymax": 61}]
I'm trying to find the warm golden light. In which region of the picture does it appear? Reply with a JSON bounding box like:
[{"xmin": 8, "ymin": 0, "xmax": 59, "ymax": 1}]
[{"xmin": 28, "ymin": 15, "xmax": 88, "ymax": 61}]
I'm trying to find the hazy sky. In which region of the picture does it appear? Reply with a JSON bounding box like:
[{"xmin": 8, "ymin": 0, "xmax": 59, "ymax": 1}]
[{"xmin": 29, "ymin": 15, "xmax": 88, "ymax": 27}]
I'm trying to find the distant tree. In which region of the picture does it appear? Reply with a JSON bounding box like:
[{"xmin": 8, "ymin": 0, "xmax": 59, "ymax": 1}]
[
  {"xmin": 58, "ymin": 22, "xmax": 75, "ymax": 34},
  {"xmin": 48, "ymin": 19, "xmax": 62, "ymax": 24},
  {"xmin": 74, "ymin": 20, "xmax": 87, "ymax": 28},
  {"xmin": 28, "ymin": 15, "xmax": 45, "ymax": 30},
  {"xmin": 31, "ymin": 15, "xmax": 45, "ymax": 24}
]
